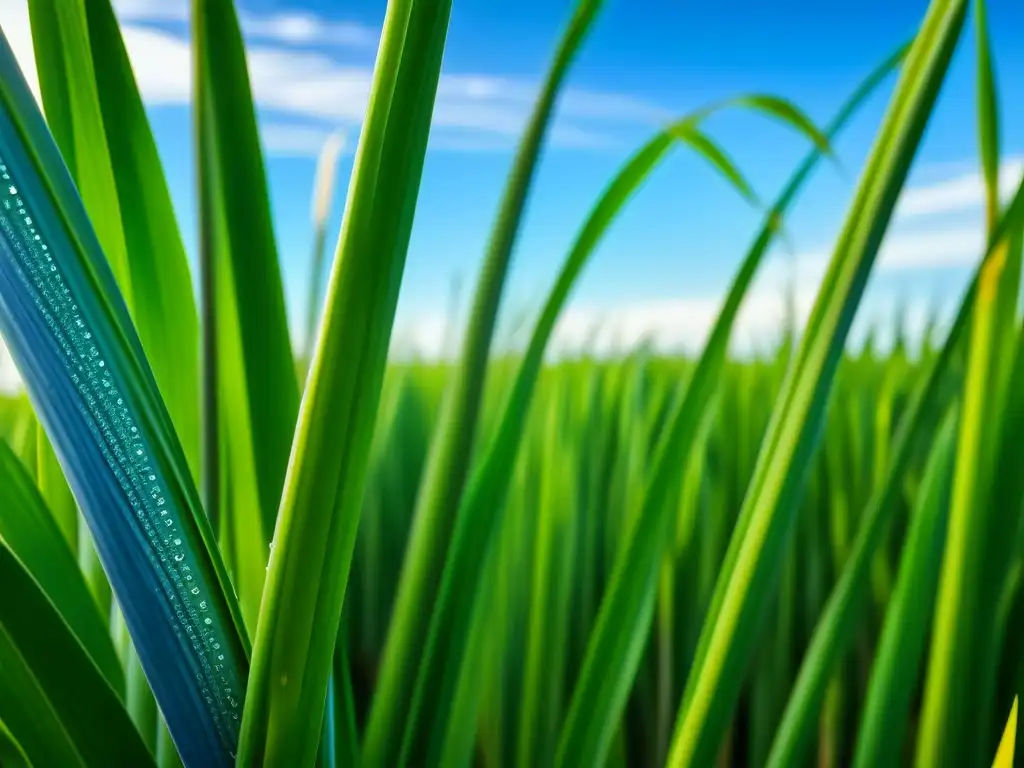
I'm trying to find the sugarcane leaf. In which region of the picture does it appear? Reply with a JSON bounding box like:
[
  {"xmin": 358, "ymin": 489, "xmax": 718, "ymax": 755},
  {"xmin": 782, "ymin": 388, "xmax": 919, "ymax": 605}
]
[{"xmin": 0, "ymin": 26, "xmax": 248, "ymax": 766}]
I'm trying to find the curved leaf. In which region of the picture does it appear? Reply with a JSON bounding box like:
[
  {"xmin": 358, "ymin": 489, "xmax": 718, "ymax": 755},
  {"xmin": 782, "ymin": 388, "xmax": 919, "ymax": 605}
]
[
  {"xmin": 401, "ymin": 83, "xmax": 850, "ymax": 766},
  {"xmin": 555, "ymin": 47, "xmax": 906, "ymax": 768}
]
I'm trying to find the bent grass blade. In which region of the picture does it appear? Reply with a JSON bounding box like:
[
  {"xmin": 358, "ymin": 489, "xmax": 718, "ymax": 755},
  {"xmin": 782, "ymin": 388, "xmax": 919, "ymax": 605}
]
[
  {"xmin": 666, "ymin": 0, "xmax": 967, "ymax": 763},
  {"xmin": 401, "ymin": 92, "xmax": 839, "ymax": 767}
]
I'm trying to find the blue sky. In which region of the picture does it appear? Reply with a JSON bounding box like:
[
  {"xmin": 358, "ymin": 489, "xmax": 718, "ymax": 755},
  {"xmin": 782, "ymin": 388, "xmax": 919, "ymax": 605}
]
[{"xmin": 2, "ymin": 0, "xmax": 1024, "ymax": 382}]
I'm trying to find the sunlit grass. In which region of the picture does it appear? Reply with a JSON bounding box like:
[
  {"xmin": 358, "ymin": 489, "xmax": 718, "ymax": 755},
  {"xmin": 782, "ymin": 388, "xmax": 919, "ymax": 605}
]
[{"xmin": 0, "ymin": 0, "xmax": 1022, "ymax": 765}]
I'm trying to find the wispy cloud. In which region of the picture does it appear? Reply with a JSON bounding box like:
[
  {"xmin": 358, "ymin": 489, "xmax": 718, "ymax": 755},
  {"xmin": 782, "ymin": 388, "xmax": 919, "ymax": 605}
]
[
  {"xmin": 112, "ymin": 0, "xmax": 188, "ymax": 22},
  {"xmin": 241, "ymin": 12, "xmax": 379, "ymax": 49},
  {"xmin": 896, "ymin": 157, "xmax": 1024, "ymax": 218}
]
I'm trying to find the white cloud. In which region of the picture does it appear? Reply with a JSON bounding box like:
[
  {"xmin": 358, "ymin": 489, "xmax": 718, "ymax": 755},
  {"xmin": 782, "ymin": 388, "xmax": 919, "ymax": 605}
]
[
  {"xmin": 896, "ymin": 157, "xmax": 1024, "ymax": 218},
  {"xmin": 113, "ymin": 0, "xmax": 379, "ymax": 48},
  {"xmin": 241, "ymin": 12, "xmax": 378, "ymax": 49},
  {"xmin": 390, "ymin": 271, "xmax": 937, "ymax": 362},
  {"xmin": 113, "ymin": 0, "xmax": 188, "ymax": 22},
  {"xmin": 260, "ymin": 123, "xmax": 343, "ymax": 157}
]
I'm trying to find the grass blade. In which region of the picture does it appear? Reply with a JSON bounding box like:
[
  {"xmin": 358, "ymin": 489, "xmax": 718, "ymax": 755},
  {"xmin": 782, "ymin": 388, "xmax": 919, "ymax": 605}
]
[
  {"xmin": 994, "ymin": 698, "xmax": 1018, "ymax": 768},
  {"xmin": 666, "ymin": 1, "xmax": 968, "ymax": 762},
  {"xmin": 852, "ymin": 407, "xmax": 959, "ymax": 768},
  {"xmin": 193, "ymin": 0, "xmax": 300, "ymax": 624},
  {"xmin": 762, "ymin": 198, "xmax": 1017, "ymax": 767},
  {"xmin": 0, "ymin": 28, "xmax": 248, "ymax": 765},
  {"xmin": 916, "ymin": 3, "xmax": 1023, "ymax": 760},
  {"xmin": 237, "ymin": 0, "xmax": 453, "ymax": 762}
]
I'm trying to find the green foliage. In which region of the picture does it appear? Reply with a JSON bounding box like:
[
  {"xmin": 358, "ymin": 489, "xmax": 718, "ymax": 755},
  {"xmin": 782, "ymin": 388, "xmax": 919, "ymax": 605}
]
[{"xmin": 0, "ymin": 0, "xmax": 1021, "ymax": 766}]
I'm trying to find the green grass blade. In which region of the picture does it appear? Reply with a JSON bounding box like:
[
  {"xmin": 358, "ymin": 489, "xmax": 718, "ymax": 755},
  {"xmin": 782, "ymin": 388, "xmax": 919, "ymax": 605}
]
[
  {"xmin": 0, "ymin": 28, "xmax": 248, "ymax": 764},
  {"xmin": 516, "ymin": 397, "xmax": 577, "ymax": 768},
  {"xmin": 192, "ymin": 0, "xmax": 300, "ymax": 625},
  {"xmin": 666, "ymin": 1, "xmax": 967, "ymax": 762},
  {"xmin": 26, "ymin": 0, "xmax": 132, "ymax": 299},
  {"xmin": 554, "ymin": 47, "xmax": 904, "ymax": 768},
  {"xmin": 236, "ymin": 0, "xmax": 453, "ymax": 762},
  {"xmin": 851, "ymin": 407, "xmax": 959, "ymax": 768},
  {"xmin": 0, "ymin": 438, "xmax": 122, "ymax": 693},
  {"xmin": 35, "ymin": 427, "xmax": 77, "ymax": 547},
  {"xmin": 361, "ymin": 4, "xmax": 605, "ymax": 761},
  {"xmin": 0, "ymin": 541, "xmax": 154, "ymax": 766}
]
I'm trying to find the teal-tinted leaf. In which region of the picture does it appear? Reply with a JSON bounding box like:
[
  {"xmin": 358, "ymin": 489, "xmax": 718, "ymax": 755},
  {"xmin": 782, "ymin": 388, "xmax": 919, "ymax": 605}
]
[{"xmin": 0, "ymin": 28, "xmax": 248, "ymax": 765}]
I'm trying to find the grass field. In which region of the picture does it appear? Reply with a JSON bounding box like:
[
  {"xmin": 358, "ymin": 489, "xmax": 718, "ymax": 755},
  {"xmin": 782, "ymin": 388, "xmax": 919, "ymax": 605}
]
[{"xmin": 0, "ymin": 0, "xmax": 1023, "ymax": 765}]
